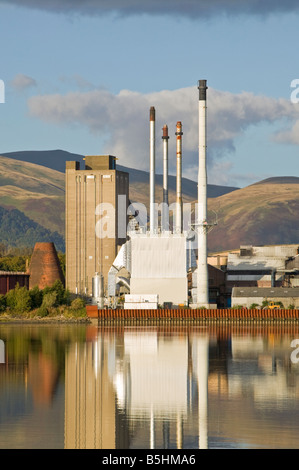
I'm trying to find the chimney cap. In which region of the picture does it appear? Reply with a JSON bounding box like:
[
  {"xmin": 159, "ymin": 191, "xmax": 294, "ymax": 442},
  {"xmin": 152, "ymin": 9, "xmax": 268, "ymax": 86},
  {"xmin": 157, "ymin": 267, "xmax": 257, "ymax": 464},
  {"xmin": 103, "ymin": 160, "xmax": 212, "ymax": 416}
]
[
  {"xmin": 198, "ymin": 79, "xmax": 208, "ymax": 100},
  {"xmin": 150, "ymin": 106, "xmax": 155, "ymax": 121}
]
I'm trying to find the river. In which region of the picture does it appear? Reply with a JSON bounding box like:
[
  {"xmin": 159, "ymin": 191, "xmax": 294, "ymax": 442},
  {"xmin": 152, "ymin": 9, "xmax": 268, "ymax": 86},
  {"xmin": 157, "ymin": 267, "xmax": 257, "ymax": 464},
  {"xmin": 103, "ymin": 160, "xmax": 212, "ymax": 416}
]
[{"xmin": 1, "ymin": 321, "xmax": 299, "ymax": 449}]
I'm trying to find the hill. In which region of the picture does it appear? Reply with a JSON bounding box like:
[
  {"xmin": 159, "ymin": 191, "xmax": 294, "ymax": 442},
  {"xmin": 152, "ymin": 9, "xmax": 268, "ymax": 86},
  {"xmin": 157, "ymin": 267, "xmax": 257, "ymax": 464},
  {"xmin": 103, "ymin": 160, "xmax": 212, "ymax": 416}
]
[
  {"xmin": 0, "ymin": 156, "xmax": 65, "ymax": 236},
  {"xmin": 1, "ymin": 149, "xmax": 238, "ymax": 199},
  {"xmin": 0, "ymin": 206, "xmax": 64, "ymax": 252},
  {"xmin": 207, "ymin": 179, "xmax": 299, "ymax": 252},
  {"xmin": 1, "ymin": 150, "xmax": 298, "ymax": 254},
  {"xmin": 1, "ymin": 149, "xmax": 84, "ymax": 174}
]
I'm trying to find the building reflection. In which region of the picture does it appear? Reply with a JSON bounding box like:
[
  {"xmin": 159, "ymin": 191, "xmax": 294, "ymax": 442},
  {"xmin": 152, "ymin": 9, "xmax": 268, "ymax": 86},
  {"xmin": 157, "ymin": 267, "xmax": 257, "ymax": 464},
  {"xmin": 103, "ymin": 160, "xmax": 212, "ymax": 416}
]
[
  {"xmin": 64, "ymin": 324, "xmax": 299, "ymax": 449},
  {"xmin": 64, "ymin": 326, "xmax": 211, "ymax": 449},
  {"xmin": 1, "ymin": 324, "xmax": 299, "ymax": 448}
]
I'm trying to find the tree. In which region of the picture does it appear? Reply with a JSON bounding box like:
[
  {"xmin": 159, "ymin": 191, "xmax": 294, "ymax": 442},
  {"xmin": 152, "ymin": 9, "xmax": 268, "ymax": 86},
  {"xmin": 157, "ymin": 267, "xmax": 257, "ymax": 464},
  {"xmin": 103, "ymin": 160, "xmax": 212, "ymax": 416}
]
[
  {"xmin": 0, "ymin": 294, "xmax": 6, "ymax": 312},
  {"xmin": 6, "ymin": 284, "xmax": 31, "ymax": 314},
  {"xmin": 43, "ymin": 280, "xmax": 69, "ymax": 305},
  {"xmin": 29, "ymin": 285, "xmax": 43, "ymax": 309}
]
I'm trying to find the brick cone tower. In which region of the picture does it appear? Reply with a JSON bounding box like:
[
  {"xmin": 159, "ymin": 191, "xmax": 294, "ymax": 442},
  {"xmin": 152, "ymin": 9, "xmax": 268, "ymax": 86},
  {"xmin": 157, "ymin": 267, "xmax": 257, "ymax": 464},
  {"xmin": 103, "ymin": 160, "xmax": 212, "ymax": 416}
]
[{"xmin": 28, "ymin": 242, "xmax": 65, "ymax": 290}]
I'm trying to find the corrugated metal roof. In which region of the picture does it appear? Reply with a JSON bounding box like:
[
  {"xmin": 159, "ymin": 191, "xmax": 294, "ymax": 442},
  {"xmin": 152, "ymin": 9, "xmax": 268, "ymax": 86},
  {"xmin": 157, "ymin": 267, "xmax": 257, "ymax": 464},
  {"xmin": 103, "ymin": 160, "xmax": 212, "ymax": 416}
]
[
  {"xmin": 0, "ymin": 271, "xmax": 28, "ymax": 275},
  {"xmin": 232, "ymin": 287, "xmax": 299, "ymax": 297}
]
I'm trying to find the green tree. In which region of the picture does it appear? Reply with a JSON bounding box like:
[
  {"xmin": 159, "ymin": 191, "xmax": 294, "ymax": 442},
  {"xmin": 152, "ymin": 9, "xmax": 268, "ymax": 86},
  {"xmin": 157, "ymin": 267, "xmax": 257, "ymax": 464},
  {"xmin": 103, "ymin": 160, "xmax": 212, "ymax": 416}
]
[
  {"xmin": 29, "ymin": 285, "xmax": 43, "ymax": 309},
  {"xmin": 43, "ymin": 280, "xmax": 68, "ymax": 305},
  {"xmin": 6, "ymin": 284, "xmax": 31, "ymax": 314},
  {"xmin": 250, "ymin": 303, "xmax": 259, "ymax": 309},
  {"xmin": 0, "ymin": 294, "xmax": 6, "ymax": 312}
]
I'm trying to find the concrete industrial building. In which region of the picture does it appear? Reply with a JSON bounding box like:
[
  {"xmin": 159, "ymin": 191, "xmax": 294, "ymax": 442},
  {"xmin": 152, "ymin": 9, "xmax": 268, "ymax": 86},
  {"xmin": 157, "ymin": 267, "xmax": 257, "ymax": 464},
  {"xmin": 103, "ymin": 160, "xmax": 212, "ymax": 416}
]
[
  {"xmin": 208, "ymin": 244, "xmax": 299, "ymax": 307},
  {"xmin": 226, "ymin": 244, "xmax": 299, "ymax": 291},
  {"xmin": 107, "ymin": 107, "xmax": 192, "ymax": 308},
  {"xmin": 65, "ymin": 155, "xmax": 129, "ymax": 297},
  {"xmin": 66, "ymin": 81, "xmax": 212, "ymax": 308},
  {"xmin": 0, "ymin": 271, "xmax": 29, "ymax": 295},
  {"xmin": 231, "ymin": 286, "xmax": 299, "ymax": 309},
  {"xmin": 129, "ymin": 232, "xmax": 189, "ymax": 306}
]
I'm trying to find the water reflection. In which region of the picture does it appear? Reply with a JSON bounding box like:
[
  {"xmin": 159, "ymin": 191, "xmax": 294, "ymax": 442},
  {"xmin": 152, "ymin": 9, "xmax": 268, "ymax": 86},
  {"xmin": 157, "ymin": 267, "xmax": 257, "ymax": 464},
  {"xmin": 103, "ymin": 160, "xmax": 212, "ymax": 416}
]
[
  {"xmin": 1, "ymin": 323, "xmax": 299, "ymax": 448},
  {"xmin": 65, "ymin": 324, "xmax": 299, "ymax": 449}
]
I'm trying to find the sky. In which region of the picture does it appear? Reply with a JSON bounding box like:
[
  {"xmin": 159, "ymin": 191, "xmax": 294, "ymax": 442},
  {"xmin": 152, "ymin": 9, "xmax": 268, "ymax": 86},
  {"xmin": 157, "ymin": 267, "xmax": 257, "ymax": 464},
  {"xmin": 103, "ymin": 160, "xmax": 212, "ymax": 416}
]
[{"xmin": 1, "ymin": 1, "xmax": 299, "ymax": 188}]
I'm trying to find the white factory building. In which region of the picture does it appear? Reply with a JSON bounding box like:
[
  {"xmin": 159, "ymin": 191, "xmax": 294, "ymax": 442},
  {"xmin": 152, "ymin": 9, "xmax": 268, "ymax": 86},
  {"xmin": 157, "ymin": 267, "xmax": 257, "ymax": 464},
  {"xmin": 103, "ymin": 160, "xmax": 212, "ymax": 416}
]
[{"xmin": 105, "ymin": 84, "xmax": 211, "ymax": 309}]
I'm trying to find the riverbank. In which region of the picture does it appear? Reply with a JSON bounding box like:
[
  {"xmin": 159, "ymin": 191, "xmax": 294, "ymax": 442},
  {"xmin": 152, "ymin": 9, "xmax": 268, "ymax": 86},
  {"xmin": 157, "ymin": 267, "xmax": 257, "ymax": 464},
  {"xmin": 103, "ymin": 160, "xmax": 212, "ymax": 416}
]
[
  {"xmin": 0, "ymin": 311, "xmax": 91, "ymax": 324},
  {"xmin": 0, "ymin": 316, "xmax": 91, "ymax": 323}
]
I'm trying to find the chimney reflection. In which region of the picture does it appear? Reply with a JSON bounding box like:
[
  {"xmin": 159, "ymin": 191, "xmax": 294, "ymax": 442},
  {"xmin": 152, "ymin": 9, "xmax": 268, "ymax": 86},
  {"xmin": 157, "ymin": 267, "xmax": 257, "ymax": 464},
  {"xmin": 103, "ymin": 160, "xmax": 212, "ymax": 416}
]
[{"xmin": 64, "ymin": 327, "xmax": 211, "ymax": 449}]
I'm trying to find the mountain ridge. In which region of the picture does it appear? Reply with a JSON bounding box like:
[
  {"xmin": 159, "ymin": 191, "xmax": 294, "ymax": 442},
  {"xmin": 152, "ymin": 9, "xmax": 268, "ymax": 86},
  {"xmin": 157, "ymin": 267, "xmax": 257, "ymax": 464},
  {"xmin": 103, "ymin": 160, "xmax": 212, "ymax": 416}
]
[{"xmin": 0, "ymin": 149, "xmax": 298, "ymax": 253}]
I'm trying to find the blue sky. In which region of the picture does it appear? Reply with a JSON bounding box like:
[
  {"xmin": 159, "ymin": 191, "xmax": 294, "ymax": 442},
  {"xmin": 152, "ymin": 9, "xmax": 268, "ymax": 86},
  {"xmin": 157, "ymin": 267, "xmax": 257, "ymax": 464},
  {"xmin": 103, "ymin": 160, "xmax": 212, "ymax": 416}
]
[{"xmin": 1, "ymin": 1, "xmax": 299, "ymax": 187}]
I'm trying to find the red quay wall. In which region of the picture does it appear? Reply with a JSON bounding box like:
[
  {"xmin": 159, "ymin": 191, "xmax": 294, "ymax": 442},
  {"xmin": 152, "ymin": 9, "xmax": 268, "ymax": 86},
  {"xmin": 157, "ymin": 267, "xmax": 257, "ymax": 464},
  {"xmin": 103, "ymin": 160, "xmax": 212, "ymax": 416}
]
[{"xmin": 86, "ymin": 306, "xmax": 299, "ymax": 321}]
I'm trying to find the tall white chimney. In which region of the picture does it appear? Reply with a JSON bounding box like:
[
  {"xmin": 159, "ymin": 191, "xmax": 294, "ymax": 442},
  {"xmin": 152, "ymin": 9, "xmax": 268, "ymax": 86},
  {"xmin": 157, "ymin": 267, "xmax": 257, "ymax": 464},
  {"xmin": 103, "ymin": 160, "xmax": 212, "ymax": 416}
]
[
  {"xmin": 197, "ymin": 80, "xmax": 209, "ymax": 307},
  {"xmin": 175, "ymin": 121, "xmax": 183, "ymax": 233},
  {"xmin": 162, "ymin": 124, "xmax": 169, "ymax": 232},
  {"xmin": 150, "ymin": 106, "xmax": 156, "ymax": 234}
]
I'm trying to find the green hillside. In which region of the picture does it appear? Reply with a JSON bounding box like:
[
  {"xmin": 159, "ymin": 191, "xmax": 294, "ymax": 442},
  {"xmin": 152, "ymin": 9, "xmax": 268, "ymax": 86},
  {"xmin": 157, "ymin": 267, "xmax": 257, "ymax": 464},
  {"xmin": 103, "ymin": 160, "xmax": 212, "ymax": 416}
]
[
  {"xmin": 0, "ymin": 206, "xmax": 65, "ymax": 252},
  {"xmin": 207, "ymin": 179, "xmax": 299, "ymax": 252},
  {"xmin": 0, "ymin": 151, "xmax": 298, "ymax": 254},
  {"xmin": 0, "ymin": 156, "xmax": 65, "ymax": 235}
]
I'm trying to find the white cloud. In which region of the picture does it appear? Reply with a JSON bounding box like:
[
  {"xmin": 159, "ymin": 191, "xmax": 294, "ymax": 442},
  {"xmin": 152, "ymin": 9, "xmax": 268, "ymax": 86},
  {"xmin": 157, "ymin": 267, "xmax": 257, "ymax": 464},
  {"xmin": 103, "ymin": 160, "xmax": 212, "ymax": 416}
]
[
  {"xmin": 11, "ymin": 73, "xmax": 37, "ymax": 91},
  {"xmin": 27, "ymin": 85, "xmax": 299, "ymax": 182},
  {"xmin": 273, "ymin": 116, "xmax": 299, "ymax": 145}
]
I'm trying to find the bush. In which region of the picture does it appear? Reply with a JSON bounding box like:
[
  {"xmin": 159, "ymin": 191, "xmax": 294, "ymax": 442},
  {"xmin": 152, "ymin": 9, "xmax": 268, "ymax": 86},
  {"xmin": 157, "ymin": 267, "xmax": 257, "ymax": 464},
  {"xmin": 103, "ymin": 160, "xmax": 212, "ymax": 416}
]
[
  {"xmin": 6, "ymin": 284, "xmax": 31, "ymax": 314},
  {"xmin": 250, "ymin": 303, "xmax": 259, "ymax": 309},
  {"xmin": 43, "ymin": 280, "xmax": 69, "ymax": 306},
  {"xmin": 36, "ymin": 305, "xmax": 49, "ymax": 317},
  {"xmin": 71, "ymin": 297, "xmax": 86, "ymax": 310},
  {"xmin": 42, "ymin": 291, "xmax": 58, "ymax": 309},
  {"xmin": 0, "ymin": 294, "xmax": 6, "ymax": 312},
  {"xmin": 29, "ymin": 285, "xmax": 43, "ymax": 309}
]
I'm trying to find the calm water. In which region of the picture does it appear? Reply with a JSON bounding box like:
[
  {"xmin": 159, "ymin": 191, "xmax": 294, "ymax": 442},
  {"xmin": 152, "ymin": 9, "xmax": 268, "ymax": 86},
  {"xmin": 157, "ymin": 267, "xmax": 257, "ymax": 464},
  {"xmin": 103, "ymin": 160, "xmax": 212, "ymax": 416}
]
[{"xmin": 1, "ymin": 321, "xmax": 299, "ymax": 449}]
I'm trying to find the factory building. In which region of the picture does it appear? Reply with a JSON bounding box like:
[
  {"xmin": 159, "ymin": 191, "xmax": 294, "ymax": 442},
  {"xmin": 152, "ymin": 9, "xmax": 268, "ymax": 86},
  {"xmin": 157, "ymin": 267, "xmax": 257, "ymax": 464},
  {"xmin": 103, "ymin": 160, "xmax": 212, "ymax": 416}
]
[
  {"xmin": 231, "ymin": 286, "xmax": 299, "ymax": 309},
  {"xmin": 65, "ymin": 155, "xmax": 129, "ymax": 297},
  {"xmin": 67, "ymin": 80, "xmax": 214, "ymax": 308},
  {"xmin": 0, "ymin": 271, "xmax": 29, "ymax": 295},
  {"xmin": 129, "ymin": 232, "xmax": 189, "ymax": 306},
  {"xmin": 226, "ymin": 244, "xmax": 299, "ymax": 291},
  {"xmin": 107, "ymin": 107, "xmax": 194, "ymax": 308},
  {"xmin": 208, "ymin": 244, "xmax": 299, "ymax": 307}
]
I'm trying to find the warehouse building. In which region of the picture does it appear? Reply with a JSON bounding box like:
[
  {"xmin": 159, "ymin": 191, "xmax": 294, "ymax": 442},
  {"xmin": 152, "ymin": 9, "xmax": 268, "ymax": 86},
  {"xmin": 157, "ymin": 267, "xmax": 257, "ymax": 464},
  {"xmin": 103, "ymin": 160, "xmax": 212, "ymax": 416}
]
[
  {"xmin": 0, "ymin": 271, "xmax": 29, "ymax": 295},
  {"xmin": 231, "ymin": 286, "xmax": 299, "ymax": 309}
]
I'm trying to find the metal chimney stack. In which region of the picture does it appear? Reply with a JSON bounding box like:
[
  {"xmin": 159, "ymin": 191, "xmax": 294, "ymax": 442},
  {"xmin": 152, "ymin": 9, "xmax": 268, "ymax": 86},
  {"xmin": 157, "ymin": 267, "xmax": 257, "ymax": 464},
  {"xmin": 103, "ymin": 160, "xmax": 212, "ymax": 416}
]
[
  {"xmin": 150, "ymin": 106, "xmax": 156, "ymax": 234},
  {"xmin": 197, "ymin": 80, "xmax": 209, "ymax": 307},
  {"xmin": 162, "ymin": 124, "xmax": 169, "ymax": 231},
  {"xmin": 175, "ymin": 121, "xmax": 183, "ymax": 233}
]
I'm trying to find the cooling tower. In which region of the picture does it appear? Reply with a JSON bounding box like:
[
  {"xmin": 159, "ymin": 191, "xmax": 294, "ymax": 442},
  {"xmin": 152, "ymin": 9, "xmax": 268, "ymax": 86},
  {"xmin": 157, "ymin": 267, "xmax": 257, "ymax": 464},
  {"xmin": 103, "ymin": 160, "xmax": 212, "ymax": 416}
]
[{"xmin": 28, "ymin": 242, "xmax": 65, "ymax": 290}]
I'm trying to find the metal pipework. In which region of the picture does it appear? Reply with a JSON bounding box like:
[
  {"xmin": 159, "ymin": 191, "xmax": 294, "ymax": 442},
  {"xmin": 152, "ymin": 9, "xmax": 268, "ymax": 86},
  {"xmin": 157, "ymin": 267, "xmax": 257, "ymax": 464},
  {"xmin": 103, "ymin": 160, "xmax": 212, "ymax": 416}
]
[
  {"xmin": 197, "ymin": 79, "xmax": 209, "ymax": 307},
  {"xmin": 162, "ymin": 124, "xmax": 169, "ymax": 231},
  {"xmin": 175, "ymin": 121, "xmax": 183, "ymax": 233},
  {"xmin": 150, "ymin": 106, "xmax": 156, "ymax": 234}
]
